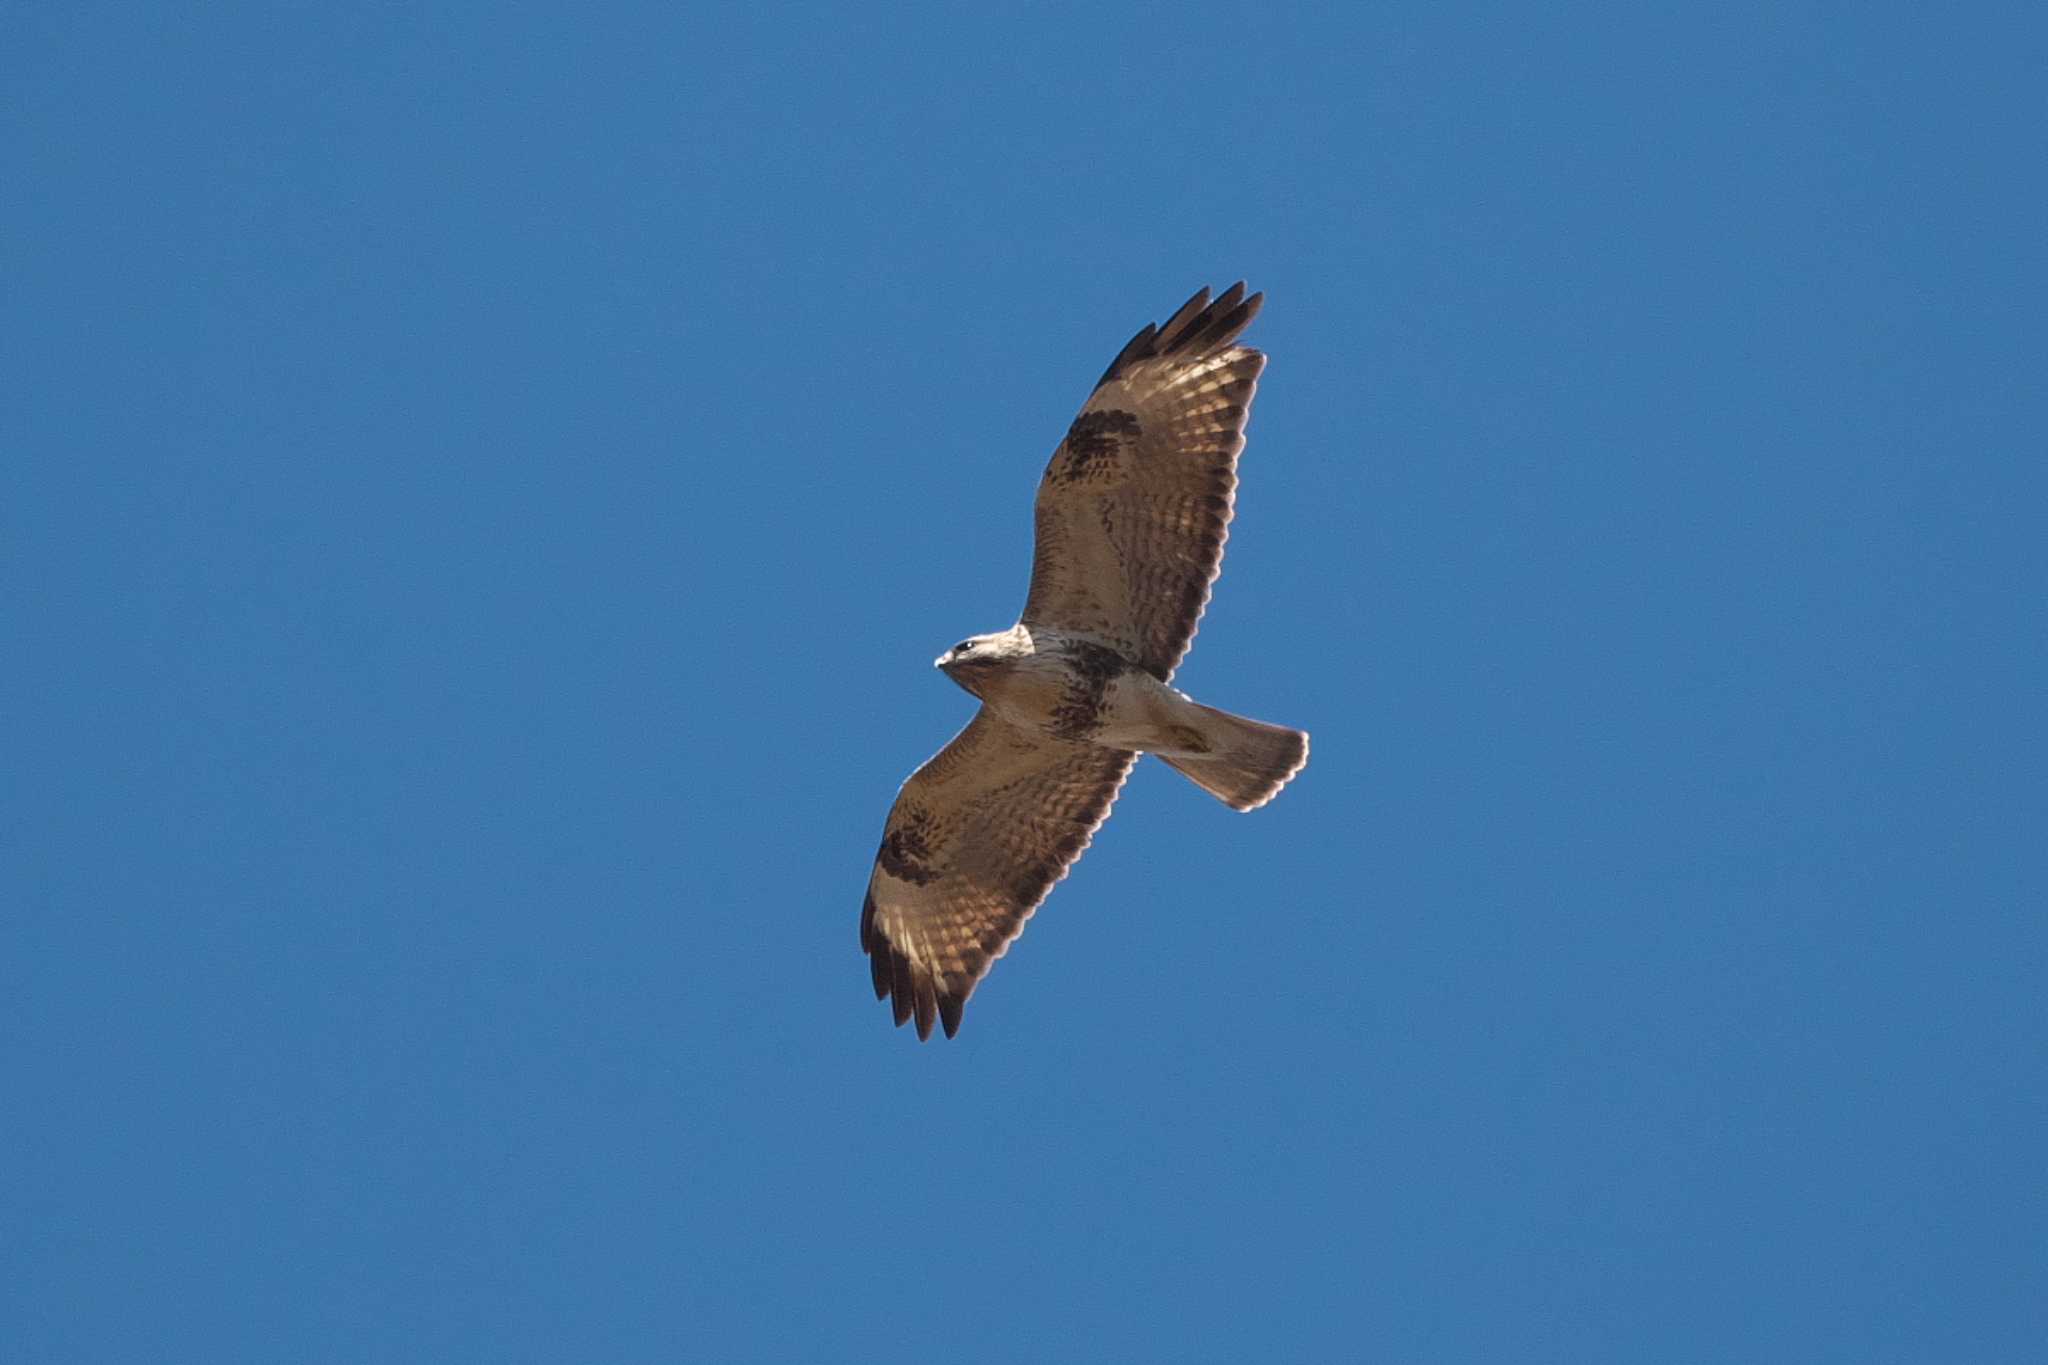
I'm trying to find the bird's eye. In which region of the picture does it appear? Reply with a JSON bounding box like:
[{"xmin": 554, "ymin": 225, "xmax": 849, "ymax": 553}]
[{"xmin": 954, "ymin": 641, "xmax": 971, "ymax": 655}]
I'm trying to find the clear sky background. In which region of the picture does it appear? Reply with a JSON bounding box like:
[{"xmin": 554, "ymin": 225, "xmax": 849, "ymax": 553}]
[{"xmin": 6, "ymin": 4, "xmax": 2044, "ymax": 1361}]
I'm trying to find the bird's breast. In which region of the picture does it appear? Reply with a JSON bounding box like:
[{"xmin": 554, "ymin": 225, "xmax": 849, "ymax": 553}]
[
  {"xmin": 978, "ymin": 643, "xmax": 1143, "ymax": 744},
  {"xmin": 976, "ymin": 654, "xmax": 1070, "ymax": 723}
]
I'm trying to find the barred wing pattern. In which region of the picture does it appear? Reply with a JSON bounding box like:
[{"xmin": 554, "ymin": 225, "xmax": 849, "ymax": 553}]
[
  {"xmin": 1021, "ymin": 283, "xmax": 1266, "ymax": 681},
  {"xmin": 861, "ymin": 709, "xmax": 1137, "ymax": 1040}
]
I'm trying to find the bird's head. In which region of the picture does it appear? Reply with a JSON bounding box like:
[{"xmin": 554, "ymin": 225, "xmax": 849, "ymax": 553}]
[
  {"xmin": 935, "ymin": 628, "xmax": 1025, "ymax": 694},
  {"xmin": 935, "ymin": 634, "xmax": 992, "ymax": 671}
]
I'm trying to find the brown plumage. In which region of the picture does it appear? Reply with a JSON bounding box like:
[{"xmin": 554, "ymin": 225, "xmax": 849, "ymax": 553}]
[
  {"xmin": 1024, "ymin": 282, "xmax": 1265, "ymax": 681},
  {"xmin": 861, "ymin": 285, "xmax": 1306, "ymax": 1040},
  {"xmin": 861, "ymin": 711, "xmax": 1136, "ymax": 1040}
]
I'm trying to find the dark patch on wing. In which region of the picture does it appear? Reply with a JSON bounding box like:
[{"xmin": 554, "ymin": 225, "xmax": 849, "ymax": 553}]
[
  {"xmin": 1047, "ymin": 409, "xmax": 1140, "ymax": 487},
  {"xmin": 1065, "ymin": 409, "xmax": 1140, "ymax": 463},
  {"xmin": 874, "ymin": 816, "xmax": 941, "ymax": 886}
]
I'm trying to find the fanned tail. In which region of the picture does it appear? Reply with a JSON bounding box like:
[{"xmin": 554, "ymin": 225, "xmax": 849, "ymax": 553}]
[{"xmin": 1155, "ymin": 703, "xmax": 1309, "ymax": 812}]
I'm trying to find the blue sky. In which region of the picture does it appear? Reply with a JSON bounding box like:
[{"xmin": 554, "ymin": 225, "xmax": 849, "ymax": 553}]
[{"xmin": 6, "ymin": 3, "xmax": 2044, "ymax": 1360}]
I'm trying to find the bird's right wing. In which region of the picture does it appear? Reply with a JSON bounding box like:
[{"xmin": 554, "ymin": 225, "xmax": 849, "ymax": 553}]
[
  {"xmin": 1021, "ymin": 284, "xmax": 1267, "ymax": 681},
  {"xmin": 861, "ymin": 707, "xmax": 1136, "ymax": 1040}
]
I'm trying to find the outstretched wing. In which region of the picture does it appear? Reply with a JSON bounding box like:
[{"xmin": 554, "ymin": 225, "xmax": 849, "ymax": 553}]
[
  {"xmin": 1021, "ymin": 284, "xmax": 1267, "ymax": 681},
  {"xmin": 861, "ymin": 708, "xmax": 1136, "ymax": 1040}
]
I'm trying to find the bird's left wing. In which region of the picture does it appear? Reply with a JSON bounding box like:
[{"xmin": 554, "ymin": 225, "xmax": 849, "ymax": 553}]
[{"xmin": 862, "ymin": 707, "xmax": 1137, "ymax": 1040}]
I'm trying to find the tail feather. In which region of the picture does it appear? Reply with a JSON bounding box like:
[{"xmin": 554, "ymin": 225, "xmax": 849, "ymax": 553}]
[{"xmin": 1156, "ymin": 703, "xmax": 1309, "ymax": 811}]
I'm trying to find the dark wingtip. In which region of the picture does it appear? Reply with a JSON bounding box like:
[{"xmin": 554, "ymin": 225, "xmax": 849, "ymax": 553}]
[
  {"xmin": 1200, "ymin": 287, "xmax": 1261, "ymax": 349},
  {"xmin": 888, "ymin": 949, "xmax": 914, "ymax": 1027},
  {"xmin": 1099, "ymin": 283, "xmax": 1262, "ymax": 386},
  {"xmin": 1159, "ymin": 286, "xmax": 1216, "ymax": 351},
  {"xmin": 863, "ymin": 894, "xmax": 965, "ymax": 1040},
  {"xmin": 1096, "ymin": 321, "xmax": 1159, "ymax": 387}
]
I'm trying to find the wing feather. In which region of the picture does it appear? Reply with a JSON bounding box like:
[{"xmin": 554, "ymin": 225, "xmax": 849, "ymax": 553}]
[
  {"xmin": 1022, "ymin": 284, "xmax": 1267, "ymax": 681},
  {"xmin": 861, "ymin": 708, "xmax": 1136, "ymax": 1039}
]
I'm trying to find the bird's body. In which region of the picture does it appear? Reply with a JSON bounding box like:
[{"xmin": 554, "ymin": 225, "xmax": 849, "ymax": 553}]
[
  {"xmin": 861, "ymin": 284, "xmax": 1309, "ymax": 1040},
  {"xmin": 941, "ymin": 625, "xmax": 1157, "ymax": 747},
  {"xmin": 941, "ymin": 625, "xmax": 1302, "ymax": 796}
]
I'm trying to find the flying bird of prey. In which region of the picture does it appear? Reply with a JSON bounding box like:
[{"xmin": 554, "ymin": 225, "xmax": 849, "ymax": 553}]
[{"xmin": 861, "ymin": 284, "xmax": 1309, "ymax": 1040}]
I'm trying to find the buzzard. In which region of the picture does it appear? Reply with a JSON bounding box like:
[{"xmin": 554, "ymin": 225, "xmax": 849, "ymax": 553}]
[{"xmin": 861, "ymin": 284, "xmax": 1309, "ymax": 1039}]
